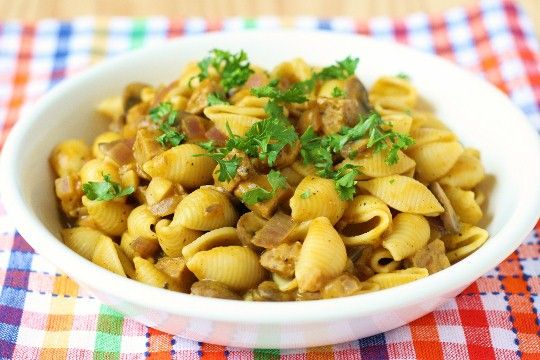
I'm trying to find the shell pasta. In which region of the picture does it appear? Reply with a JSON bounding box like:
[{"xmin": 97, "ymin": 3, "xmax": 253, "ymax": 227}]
[{"xmin": 51, "ymin": 49, "xmax": 490, "ymax": 301}]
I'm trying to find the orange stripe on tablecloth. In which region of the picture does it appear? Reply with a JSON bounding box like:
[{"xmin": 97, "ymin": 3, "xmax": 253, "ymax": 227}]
[
  {"xmin": 199, "ymin": 342, "xmax": 227, "ymax": 360},
  {"xmin": 147, "ymin": 327, "xmax": 174, "ymax": 359},
  {"xmin": 499, "ymin": 252, "xmax": 540, "ymax": 360},
  {"xmin": 306, "ymin": 345, "xmax": 335, "ymax": 360},
  {"xmin": 1, "ymin": 24, "xmax": 36, "ymax": 149},
  {"xmin": 167, "ymin": 18, "xmax": 185, "ymax": 38},
  {"xmin": 409, "ymin": 312, "xmax": 445, "ymax": 360},
  {"xmin": 39, "ymin": 275, "xmax": 78, "ymax": 359},
  {"xmin": 466, "ymin": 6, "xmax": 509, "ymax": 95}
]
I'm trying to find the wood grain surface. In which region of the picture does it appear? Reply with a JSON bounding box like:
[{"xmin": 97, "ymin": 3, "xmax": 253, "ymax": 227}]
[{"xmin": 1, "ymin": 0, "xmax": 539, "ymax": 38}]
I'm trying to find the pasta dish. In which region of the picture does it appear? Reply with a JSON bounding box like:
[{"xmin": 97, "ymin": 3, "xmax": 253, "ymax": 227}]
[{"xmin": 50, "ymin": 49, "xmax": 489, "ymax": 301}]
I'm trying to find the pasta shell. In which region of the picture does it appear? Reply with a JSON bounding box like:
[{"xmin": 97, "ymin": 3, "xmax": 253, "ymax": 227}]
[
  {"xmin": 295, "ymin": 217, "xmax": 347, "ymax": 292},
  {"xmin": 134, "ymin": 256, "xmax": 180, "ymax": 291},
  {"xmin": 61, "ymin": 226, "xmax": 103, "ymax": 260},
  {"xmin": 442, "ymin": 185, "xmax": 483, "ymax": 225},
  {"xmin": 82, "ymin": 196, "xmax": 132, "ymax": 236},
  {"xmin": 50, "ymin": 139, "xmax": 91, "ymax": 177},
  {"xmin": 442, "ymin": 224, "xmax": 488, "ymax": 264},
  {"xmin": 120, "ymin": 231, "xmax": 137, "ymax": 260},
  {"xmin": 381, "ymin": 112, "xmax": 413, "ymax": 135},
  {"xmin": 382, "ymin": 213, "xmax": 430, "ymax": 261},
  {"xmin": 204, "ymin": 104, "xmax": 265, "ymax": 136},
  {"xmin": 272, "ymin": 58, "xmax": 313, "ymax": 83},
  {"xmin": 438, "ymin": 149, "xmax": 485, "ymax": 189},
  {"xmin": 338, "ymin": 195, "xmax": 392, "ymax": 246},
  {"xmin": 318, "ymin": 79, "xmax": 346, "ymax": 98},
  {"xmin": 358, "ymin": 175, "xmax": 443, "ymax": 216},
  {"xmin": 127, "ymin": 205, "xmax": 159, "ymax": 241},
  {"xmin": 272, "ymin": 273, "xmax": 299, "ymax": 292},
  {"xmin": 340, "ymin": 149, "xmax": 415, "ymax": 179},
  {"xmin": 290, "ymin": 176, "xmax": 346, "ymax": 225},
  {"xmin": 92, "ymin": 235, "xmax": 128, "ymax": 277},
  {"xmin": 156, "ymin": 219, "xmax": 203, "ymax": 258},
  {"xmin": 172, "ymin": 187, "xmax": 239, "ymax": 231},
  {"xmin": 408, "ymin": 128, "xmax": 457, "ymax": 150},
  {"xmin": 186, "ymin": 246, "xmax": 266, "ymax": 291},
  {"xmin": 369, "ymin": 248, "xmax": 401, "ymax": 273},
  {"xmin": 369, "ymin": 76, "xmax": 418, "ymax": 108},
  {"xmin": 182, "ymin": 227, "xmax": 240, "ymax": 260},
  {"xmin": 142, "ymin": 144, "xmax": 215, "ymax": 189},
  {"xmin": 367, "ymin": 267, "xmax": 429, "ymax": 289},
  {"xmin": 79, "ymin": 158, "xmax": 120, "ymax": 184},
  {"xmin": 407, "ymin": 141, "xmax": 464, "ymax": 182}
]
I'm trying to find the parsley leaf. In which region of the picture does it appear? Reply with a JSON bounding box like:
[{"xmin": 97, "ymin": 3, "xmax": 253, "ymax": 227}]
[
  {"xmin": 396, "ymin": 72, "xmax": 410, "ymax": 80},
  {"xmin": 251, "ymin": 79, "xmax": 310, "ymax": 104},
  {"xmin": 331, "ymin": 164, "xmax": 361, "ymax": 200},
  {"xmin": 316, "ymin": 56, "xmax": 359, "ymax": 80},
  {"xmin": 331, "ymin": 86, "xmax": 346, "ymax": 98},
  {"xmin": 149, "ymin": 102, "xmax": 185, "ymax": 148},
  {"xmin": 241, "ymin": 170, "xmax": 287, "ymax": 205},
  {"xmin": 207, "ymin": 92, "xmax": 229, "ymax": 106},
  {"xmin": 198, "ymin": 140, "xmax": 216, "ymax": 152},
  {"xmin": 300, "ymin": 189, "xmax": 312, "ymax": 199},
  {"xmin": 194, "ymin": 150, "xmax": 241, "ymax": 183},
  {"xmin": 82, "ymin": 173, "xmax": 134, "ymax": 201},
  {"xmin": 196, "ymin": 49, "xmax": 253, "ymax": 92}
]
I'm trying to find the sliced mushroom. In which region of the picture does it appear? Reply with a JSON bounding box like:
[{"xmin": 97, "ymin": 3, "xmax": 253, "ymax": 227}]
[
  {"xmin": 123, "ymin": 82, "xmax": 149, "ymax": 112},
  {"xmin": 429, "ymin": 181, "xmax": 461, "ymax": 234},
  {"xmin": 236, "ymin": 211, "xmax": 267, "ymax": 247},
  {"xmin": 251, "ymin": 212, "xmax": 296, "ymax": 249},
  {"xmin": 191, "ymin": 280, "xmax": 242, "ymax": 300},
  {"xmin": 345, "ymin": 76, "xmax": 371, "ymax": 115}
]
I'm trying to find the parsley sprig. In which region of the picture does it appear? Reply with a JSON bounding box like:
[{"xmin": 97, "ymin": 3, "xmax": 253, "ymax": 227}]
[
  {"xmin": 82, "ymin": 173, "xmax": 134, "ymax": 201},
  {"xmin": 299, "ymin": 112, "xmax": 414, "ymax": 200},
  {"xmin": 207, "ymin": 92, "xmax": 229, "ymax": 106},
  {"xmin": 196, "ymin": 49, "xmax": 253, "ymax": 92},
  {"xmin": 241, "ymin": 170, "xmax": 287, "ymax": 205},
  {"xmin": 317, "ymin": 56, "xmax": 360, "ymax": 81},
  {"xmin": 331, "ymin": 86, "xmax": 346, "ymax": 98},
  {"xmin": 149, "ymin": 102, "xmax": 185, "ymax": 148}
]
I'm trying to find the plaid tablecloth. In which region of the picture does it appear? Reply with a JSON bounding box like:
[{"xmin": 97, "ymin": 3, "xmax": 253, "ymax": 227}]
[{"xmin": 1, "ymin": 0, "xmax": 539, "ymax": 358}]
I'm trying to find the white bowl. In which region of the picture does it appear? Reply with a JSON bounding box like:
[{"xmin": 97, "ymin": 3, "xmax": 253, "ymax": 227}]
[{"xmin": 1, "ymin": 31, "xmax": 540, "ymax": 349}]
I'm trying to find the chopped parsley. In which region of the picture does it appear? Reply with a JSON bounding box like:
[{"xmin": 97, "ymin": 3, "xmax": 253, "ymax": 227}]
[
  {"xmin": 195, "ymin": 49, "xmax": 253, "ymax": 92},
  {"xmin": 207, "ymin": 92, "xmax": 229, "ymax": 106},
  {"xmin": 251, "ymin": 79, "xmax": 309, "ymax": 104},
  {"xmin": 149, "ymin": 102, "xmax": 185, "ymax": 148},
  {"xmin": 194, "ymin": 148, "xmax": 241, "ymax": 183},
  {"xmin": 300, "ymin": 189, "xmax": 312, "ymax": 199},
  {"xmin": 241, "ymin": 170, "xmax": 287, "ymax": 205},
  {"xmin": 331, "ymin": 86, "xmax": 346, "ymax": 98},
  {"xmin": 332, "ymin": 164, "xmax": 361, "ymax": 200},
  {"xmin": 396, "ymin": 72, "xmax": 410, "ymax": 80},
  {"xmin": 82, "ymin": 173, "xmax": 134, "ymax": 201},
  {"xmin": 316, "ymin": 56, "xmax": 359, "ymax": 80},
  {"xmin": 198, "ymin": 140, "xmax": 216, "ymax": 152}
]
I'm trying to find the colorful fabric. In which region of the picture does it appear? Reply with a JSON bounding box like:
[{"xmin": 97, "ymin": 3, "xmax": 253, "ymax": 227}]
[{"xmin": 0, "ymin": 0, "xmax": 539, "ymax": 358}]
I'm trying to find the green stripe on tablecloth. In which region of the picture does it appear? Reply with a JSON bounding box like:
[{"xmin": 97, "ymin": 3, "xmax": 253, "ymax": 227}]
[
  {"xmin": 254, "ymin": 348, "xmax": 280, "ymax": 360},
  {"xmin": 244, "ymin": 18, "xmax": 257, "ymax": 29},
  {"xmin": 130, "ymin": 18, "xmax": 147, "ymax": 49},
  {"xmin": 93, "ymin": 305, "xmax": 125, "ymax": 359}
]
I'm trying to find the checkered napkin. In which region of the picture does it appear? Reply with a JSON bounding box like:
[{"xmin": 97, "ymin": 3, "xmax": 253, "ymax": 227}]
[{"xmin": 1, "ymin": 0, "xmax": 539, "ymax": 358}]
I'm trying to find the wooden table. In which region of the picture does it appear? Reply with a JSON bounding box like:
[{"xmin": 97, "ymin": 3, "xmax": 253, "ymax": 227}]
[{"xmin": 1, "ymin": 0, "xmax": 539, "ymax": 38}]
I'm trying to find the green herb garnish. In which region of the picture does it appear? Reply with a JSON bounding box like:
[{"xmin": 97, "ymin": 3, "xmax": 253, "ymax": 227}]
[
  {"xmin": 196, "ymin": 49, "xmax": 253, "ymax": 92},
  {"xmin": 396, "ymin": 72, "xmax": 410, "ymax": 80},
  {"xmin": 241, "ymin": 170, "xmax": 287, "ymax": 205},
  {"xmin": 300, "ymin": 189, "xmax": 312, "ymax": 199},
  {"xmin": 207, "ymin": 92, "xmax": 229, "ymax": 106},
  {"xmin": 331, "ymin": 86, "xmax": 346, "ymax": 98},
  {"xmin": 198, "ymin": 140, "xmax": 216, "ymax": 152},
  {"xmin": 82, "ymin": 174, "xmax": 134, "ymax": 201},
  {"xmin": 331, "ymin": 164, "xmax": 361, "ymax": 200},
  {"xmin": 149, "ymin": 102, "xmax": 185, "ymax": 148},
  {"xmin": 317, "ymin": 56, "xmax": 359, "ymax": 80}
]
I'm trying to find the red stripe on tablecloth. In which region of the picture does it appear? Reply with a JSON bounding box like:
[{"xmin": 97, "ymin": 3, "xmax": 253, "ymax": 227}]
[
  {"xmin": 409, "ymin": 312, "xmax": 445, "ymax": 360},
  {"xmin": 429, "ymin": 14, "xmax": 455, "ymax": 61},
  {"xmin": 199, "ymin": 343, "xmax": 227, "ymax": 360},
  {"xmin": 393, "ymin": 19, "xmax": 408, "ymax": 44},
  {"xmin": 466, "ymin": 6, "xmax": 509, "ymax": 94},
  {"xmin": 455, "ymin": 283, "xmax": 497, "ymax": 360},
  {"xmin": 167, "ymin": 18, "xmax": 184, "ymax": 38},
  {"xmin": 1, "ymin": 24, "xmax": 36, "ymax": 149}
]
